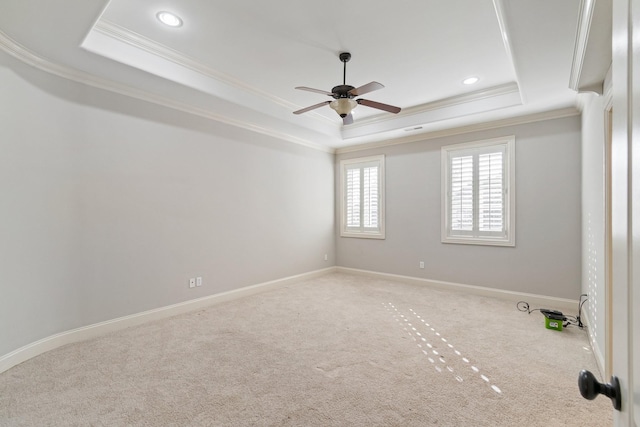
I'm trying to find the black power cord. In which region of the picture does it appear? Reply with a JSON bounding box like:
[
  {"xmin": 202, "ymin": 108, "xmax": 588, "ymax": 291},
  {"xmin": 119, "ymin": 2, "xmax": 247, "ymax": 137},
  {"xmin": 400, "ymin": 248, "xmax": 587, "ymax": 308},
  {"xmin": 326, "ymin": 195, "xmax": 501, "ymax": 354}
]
[
  {"xmin": 517, "ymin": 294, "xmax": 588, "ymax": 329},
  {"xmin": 576, "ymin": 294, "xmax": 588, "ymax": 328},
  {"xmin": 516, "ymin": 301, "xmax": 542, "ymax": 315}
]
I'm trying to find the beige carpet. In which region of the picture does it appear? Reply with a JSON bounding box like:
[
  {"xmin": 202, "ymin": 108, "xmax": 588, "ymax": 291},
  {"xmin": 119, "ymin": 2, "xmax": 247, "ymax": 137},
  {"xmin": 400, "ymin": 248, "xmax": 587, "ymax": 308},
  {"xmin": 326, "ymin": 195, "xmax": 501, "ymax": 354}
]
[{"xmin": 0, "ymin": 273, "xmax": 612, "ymax": 426}]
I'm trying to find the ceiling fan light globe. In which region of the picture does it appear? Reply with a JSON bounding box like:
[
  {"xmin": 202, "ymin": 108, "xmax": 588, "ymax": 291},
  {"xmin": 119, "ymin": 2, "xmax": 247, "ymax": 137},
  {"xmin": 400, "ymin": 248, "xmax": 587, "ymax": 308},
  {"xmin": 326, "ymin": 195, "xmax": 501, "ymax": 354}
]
[{"xmin": 330, "ymin": 98, "xmax": 357, "ymax": 117}]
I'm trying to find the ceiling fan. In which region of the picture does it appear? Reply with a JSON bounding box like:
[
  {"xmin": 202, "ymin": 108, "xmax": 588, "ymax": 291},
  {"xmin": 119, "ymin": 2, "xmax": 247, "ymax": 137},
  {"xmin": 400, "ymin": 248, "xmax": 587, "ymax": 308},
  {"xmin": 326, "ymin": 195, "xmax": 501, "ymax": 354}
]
[{"xmin": 293, "ymin": 52, "xmax": 401, "ymax": 125}]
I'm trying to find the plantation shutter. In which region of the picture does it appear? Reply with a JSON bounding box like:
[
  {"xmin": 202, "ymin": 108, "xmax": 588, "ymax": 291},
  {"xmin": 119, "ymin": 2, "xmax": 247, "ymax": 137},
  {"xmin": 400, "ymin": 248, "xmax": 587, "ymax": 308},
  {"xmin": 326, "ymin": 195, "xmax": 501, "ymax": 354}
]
[
  {"xmin": 346, "ymin": 168, "xmax": 361, "ymax": 227},
  {"xmin": 450, "ymin": 155, "xmax": 474, "ymax": 231},
  {"xmin": 363, "ymin": 166, "xmax": 379, "ymax": 228},
  {"xmin": 345, "ymin": 163, "xmax": 379, "ymax": 230},
  {"xmin": 443, "ymin": 138, "xmax": 512, "ymax": 245},
  {"xmin": 342, "ymin": 156, "xmax": 384, "ymax": 237},
  {"xmin": 478, "ymin": 151, "xmax": 504, "ymax": 232}
]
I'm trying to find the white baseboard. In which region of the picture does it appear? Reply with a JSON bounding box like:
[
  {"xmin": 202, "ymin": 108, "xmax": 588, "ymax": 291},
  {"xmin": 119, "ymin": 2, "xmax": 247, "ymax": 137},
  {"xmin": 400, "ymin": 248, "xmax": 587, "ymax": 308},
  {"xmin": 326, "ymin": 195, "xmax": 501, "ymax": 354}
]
[
  {"xmin": 1, "ymin": 266, "xmax": 578, "ymax": 374},
  {"xmin": 0, "ymin": 267, "xmax": 337, "ymax": 374},
  {"xmin": 581, "ymin": 311, "xmax": 606, "ymax": 379},
  {"xmin": 336, "ymin": 267, "xmax": 579, "ymax": 312}
]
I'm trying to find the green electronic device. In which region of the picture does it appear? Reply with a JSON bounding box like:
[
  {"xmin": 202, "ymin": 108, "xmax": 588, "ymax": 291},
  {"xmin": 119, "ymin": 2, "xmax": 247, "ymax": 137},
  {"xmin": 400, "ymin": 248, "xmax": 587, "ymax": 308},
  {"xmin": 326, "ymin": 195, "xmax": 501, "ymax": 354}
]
[{"xmin": 541, "ymin": 309, "xmax": 565, "ymax": 331}]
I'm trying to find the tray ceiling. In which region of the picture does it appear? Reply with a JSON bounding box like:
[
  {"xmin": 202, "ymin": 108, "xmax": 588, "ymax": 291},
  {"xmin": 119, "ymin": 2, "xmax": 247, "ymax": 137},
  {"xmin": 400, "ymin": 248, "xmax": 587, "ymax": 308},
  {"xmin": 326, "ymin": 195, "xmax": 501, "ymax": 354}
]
[{"xmin": 1, "ymin": 0, "xmax": 596, "ymax": 150}]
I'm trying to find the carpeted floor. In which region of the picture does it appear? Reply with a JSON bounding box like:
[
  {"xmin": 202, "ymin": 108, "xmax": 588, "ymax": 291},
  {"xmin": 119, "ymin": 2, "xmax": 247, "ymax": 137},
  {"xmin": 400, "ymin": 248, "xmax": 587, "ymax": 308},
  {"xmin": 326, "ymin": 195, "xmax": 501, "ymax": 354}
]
[{"xmin": 0, "ymin": 273, "xmax": 612, "ymax": 426}]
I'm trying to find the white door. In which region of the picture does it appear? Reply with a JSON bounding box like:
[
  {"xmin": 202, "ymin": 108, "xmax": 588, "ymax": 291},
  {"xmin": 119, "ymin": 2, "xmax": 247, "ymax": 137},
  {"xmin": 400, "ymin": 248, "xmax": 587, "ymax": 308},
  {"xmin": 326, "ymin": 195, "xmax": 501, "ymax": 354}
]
[{"xmin": 610, "ymin": 0, "xmax": 639, "ymax": 425}]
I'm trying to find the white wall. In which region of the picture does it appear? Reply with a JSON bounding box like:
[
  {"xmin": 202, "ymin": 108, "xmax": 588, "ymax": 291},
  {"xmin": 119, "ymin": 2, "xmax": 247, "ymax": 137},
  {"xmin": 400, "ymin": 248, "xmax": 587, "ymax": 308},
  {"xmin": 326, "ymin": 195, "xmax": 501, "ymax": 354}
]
[
  {"xmin": 580, "ymin": 92, "xmax": 607, "ymax": 371},
  {"xmin": 336, "ymin": 116, "xmax": 582, "ymax": 300},
  {"xmin": 0, "ymin": 52, "xmax": 335, "ymax": 357}
]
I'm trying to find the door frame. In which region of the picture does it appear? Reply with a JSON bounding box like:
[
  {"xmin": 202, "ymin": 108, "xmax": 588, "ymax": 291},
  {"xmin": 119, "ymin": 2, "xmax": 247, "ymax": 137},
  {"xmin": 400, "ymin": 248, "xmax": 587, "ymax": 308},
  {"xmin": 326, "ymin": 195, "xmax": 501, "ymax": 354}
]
[
  {"xmin": 603, "ymin": 82, "xmax": 613, "ymax": 379},
  {"xmin": 610, "ymin": 0, "xmax": 638, "ymax": 424}
]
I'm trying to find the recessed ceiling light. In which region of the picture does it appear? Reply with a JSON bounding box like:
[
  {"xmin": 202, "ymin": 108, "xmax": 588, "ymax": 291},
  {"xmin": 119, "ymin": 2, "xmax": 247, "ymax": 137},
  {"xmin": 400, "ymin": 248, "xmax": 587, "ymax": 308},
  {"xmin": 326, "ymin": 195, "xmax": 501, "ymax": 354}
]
[
  {"xmin": 462, "ymin": 76, "xmax": 480, "ymax": 85},
  {"xmin": 156, "ymin": 11, "xmax": 183, "ymax": 27}
]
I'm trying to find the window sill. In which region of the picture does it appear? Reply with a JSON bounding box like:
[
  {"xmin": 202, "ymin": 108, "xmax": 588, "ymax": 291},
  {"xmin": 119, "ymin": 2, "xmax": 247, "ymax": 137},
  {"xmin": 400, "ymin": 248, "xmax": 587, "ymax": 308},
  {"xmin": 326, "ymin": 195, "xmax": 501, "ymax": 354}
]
[
  {"xmin": 341, "ymin": 231, "xmax": 386, "ymax": 240},
  {"xmin": 441, "ymin": 236, "xmax": 515, "ymax": 247}
]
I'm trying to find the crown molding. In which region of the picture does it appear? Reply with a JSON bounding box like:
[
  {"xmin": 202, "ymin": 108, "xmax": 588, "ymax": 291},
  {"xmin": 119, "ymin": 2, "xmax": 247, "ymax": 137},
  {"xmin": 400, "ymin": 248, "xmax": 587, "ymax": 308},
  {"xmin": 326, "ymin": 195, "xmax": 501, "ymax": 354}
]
[
  {"xmin": 345, "ymin": 82, "xmax": 520, "ymax": 131},
  {"xmin": 93, "ymin": 20, "xmax": 319, "ymax": 118},
  {"xmin": 492, "ymin": 0, "xmax": 526, "ymax": 103},
  {"xmin": 0, "ymin": 28, "xmax": 580, "ymax": 158},
  {"xmin": 569, "ymin": 0, "xmax": 596, "ymax": 91},
  {"xmin": 341, "ymin": 82, "xmax": 522, "ymax": 141},
  {"xmin": 0, "ymin": 29, "xmax": 333, "ymax": 154},
  {"xmin": 335, "ymin": 107, "xmax": 580, "ymax": 154}
]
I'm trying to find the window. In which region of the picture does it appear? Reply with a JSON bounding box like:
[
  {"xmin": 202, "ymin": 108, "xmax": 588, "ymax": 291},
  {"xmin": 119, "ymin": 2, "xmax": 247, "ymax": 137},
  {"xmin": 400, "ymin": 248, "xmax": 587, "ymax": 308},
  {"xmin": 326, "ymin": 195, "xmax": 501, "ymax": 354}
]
[
  {"xmin": 441, "ymin": 136, "xmax": 515, "ymax": 246},
  {"xmin": 340, "ymin": 155, "xmax": 385, "ymax": 239}
]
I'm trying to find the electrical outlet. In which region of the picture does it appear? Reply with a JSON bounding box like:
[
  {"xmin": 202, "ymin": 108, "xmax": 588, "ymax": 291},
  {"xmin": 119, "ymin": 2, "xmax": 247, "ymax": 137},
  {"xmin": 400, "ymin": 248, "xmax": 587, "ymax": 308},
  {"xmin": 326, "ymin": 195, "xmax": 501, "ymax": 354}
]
[
  {"xmin": 324, "ymin": 254, "xmax": 328, "ymax": 261},
  {"xmin": 196, "ymin": 277, "xmax": 202, "ymax": 287},
  {"xmin": 189, "ymin": 278, "xmax": 196, "ymax": 288},
  {"xmin": 419, "ymin": 261, "xmax": 425, "ymax": 269}
]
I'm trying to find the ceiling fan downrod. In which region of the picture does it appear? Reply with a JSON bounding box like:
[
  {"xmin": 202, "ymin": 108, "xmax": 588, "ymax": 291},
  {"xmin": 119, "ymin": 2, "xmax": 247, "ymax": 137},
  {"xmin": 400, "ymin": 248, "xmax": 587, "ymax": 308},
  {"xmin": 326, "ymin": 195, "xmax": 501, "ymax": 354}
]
[{"xmin": 339, "ymin": 52, "xmax": 351, "ymax": 86}]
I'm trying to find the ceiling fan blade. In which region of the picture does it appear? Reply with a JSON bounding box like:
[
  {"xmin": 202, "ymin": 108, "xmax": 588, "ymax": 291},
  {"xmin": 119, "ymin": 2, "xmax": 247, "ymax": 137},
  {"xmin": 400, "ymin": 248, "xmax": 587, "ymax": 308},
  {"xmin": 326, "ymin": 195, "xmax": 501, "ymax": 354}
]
[
  {"xmin": 295, "ymin": 86, "xmax": 334, "ymax": 96},
  {"xmin": 357, "ymin": 98, "xmax": 401, "ymax": 114},
  {"xmin": 293, "ymin": 100, "xmax": 331, "ymax": 115},
  {"xmin": 343, "ymin": 114, "xmax": 354, "ymax": 125},
  {"xmin": 348, "ymin": 81, "xmax": 384, "ymax": 96}
]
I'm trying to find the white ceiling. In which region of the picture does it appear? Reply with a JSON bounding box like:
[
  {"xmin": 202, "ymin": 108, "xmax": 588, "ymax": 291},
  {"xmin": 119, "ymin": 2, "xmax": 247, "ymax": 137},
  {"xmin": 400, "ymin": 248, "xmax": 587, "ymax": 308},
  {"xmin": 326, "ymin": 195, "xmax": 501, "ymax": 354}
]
[{"xmin": 0, "ymin": 0, "xmax": 605, "ymax": 150}]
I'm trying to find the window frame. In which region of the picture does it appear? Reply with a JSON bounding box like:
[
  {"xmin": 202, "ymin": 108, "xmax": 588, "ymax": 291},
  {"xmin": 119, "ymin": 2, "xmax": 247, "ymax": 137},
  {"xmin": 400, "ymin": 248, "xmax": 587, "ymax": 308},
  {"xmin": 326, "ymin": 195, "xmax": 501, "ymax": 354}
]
[
  {"xmin": 441, "ymin": 136, "xmax": 515, "ymax": 247},
  {"xmin": 339, "ymin": 155, "xmax": 386, "ymax": 239}
]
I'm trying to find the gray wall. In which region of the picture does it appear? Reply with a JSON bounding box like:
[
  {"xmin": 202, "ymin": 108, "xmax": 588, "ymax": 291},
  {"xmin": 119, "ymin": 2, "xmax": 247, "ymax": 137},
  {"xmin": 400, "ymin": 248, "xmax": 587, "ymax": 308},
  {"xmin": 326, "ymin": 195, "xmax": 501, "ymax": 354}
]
[
  {"xmin": 0, "ymin": 44, "xmax": 586, "ymax": 361},
  {"xmin": 336, "ymin": 116, "xmax": 582, "ymax": 299},
  {"xmin": 0, "ymin": 52, "xmax": 335, "ymax": 357}
]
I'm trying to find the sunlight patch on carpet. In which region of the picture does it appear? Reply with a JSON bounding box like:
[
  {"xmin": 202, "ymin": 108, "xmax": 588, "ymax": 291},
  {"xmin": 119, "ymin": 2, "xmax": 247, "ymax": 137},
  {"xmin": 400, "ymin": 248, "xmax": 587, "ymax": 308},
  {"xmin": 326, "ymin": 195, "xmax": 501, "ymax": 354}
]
[{"xmin": 383, "ymin": 302, "xmax": 503, "ymax": 395}]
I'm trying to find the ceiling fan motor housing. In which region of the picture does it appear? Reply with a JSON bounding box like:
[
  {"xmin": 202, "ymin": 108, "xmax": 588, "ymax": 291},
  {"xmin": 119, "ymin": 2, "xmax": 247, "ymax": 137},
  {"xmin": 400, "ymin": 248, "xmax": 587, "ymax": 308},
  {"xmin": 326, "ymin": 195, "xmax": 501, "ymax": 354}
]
[
  {"xmin": 331, "ymin": 85, "xmax": 356, "ymax": 99},
  {"xmin": 330, "ymin": 84, "xmax": 357, "ymax": 117}
]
